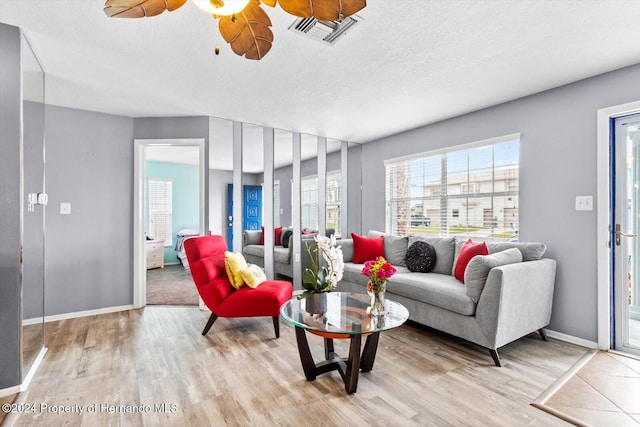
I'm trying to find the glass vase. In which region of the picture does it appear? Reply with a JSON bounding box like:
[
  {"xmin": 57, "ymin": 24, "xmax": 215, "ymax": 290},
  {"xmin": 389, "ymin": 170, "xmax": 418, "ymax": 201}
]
[{"xmin": 369, "ymin": 281, "xmax": 386, "ymax": 316}]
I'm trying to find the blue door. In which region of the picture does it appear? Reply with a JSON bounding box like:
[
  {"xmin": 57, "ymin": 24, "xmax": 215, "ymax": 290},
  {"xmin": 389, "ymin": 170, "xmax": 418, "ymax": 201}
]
[
  {"xmin": 243, "ymin": 185, "xmax": 263, "ymax": 231},
  {"xmin": 226, "ymin": 184, "xmax": 263, "ymax": 251}
]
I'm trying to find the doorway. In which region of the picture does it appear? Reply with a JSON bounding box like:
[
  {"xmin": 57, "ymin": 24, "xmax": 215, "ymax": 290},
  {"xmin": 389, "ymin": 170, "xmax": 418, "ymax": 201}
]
[
  {"xmin": 133, "ymin": 138, "xmax": 205, "ymax": 308},
  {"xmin": 226, "ymin": 184, "xmax": 263, "ymax": 250},
  {"xmin": 612, "ymin": 113, "xmax": 640, "ymax": 354},
  {"xmin": 597, "ymin": 101, "xmax": 640, "ymax": 355}
]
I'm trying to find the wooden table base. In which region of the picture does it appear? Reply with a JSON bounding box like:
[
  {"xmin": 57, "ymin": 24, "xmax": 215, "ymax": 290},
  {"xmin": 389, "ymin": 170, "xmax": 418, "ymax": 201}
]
[{"xmin": 294, "ymin": 327, "xmax": 380, "ymax": 394}]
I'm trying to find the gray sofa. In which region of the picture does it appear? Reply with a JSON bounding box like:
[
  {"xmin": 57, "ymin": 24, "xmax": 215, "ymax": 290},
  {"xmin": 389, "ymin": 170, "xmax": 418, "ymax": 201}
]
[
  {"xmin": 336, "ymin": 231, "xmax": 556, "ymax": 366},
  {"xmin": 242, "ymin": 228, "xmax": 334, "ymax": 279}
]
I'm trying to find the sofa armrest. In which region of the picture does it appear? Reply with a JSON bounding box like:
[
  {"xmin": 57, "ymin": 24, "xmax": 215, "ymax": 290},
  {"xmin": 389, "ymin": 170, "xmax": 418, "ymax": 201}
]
[
  {"xmin": 475, "ymin": 258, "xmax": 556, "ymax": 349},
  {"xmin": 243, "ymin": 230, "xmax": 262, "ymax": 247}
]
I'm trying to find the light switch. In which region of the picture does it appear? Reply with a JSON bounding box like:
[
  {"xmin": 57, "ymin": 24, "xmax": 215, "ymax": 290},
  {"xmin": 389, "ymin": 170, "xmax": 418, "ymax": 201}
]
[
  {"xmin": 575, "ymin": 196, "xmax": 593, "ymax": 211},
  {"xmin": 60, "ymin": 202, "xmax": 71, "ymax": 215}
]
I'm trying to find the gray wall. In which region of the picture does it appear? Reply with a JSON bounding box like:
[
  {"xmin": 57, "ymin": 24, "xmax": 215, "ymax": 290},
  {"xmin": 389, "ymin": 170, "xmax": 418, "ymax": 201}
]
[
  {"xmin": 134, "ymin": 116, "xmax": 210, "ymax": 233},
  {"xmin": 209, "ymin": 169, "xmax": 233, "ymax": 237},
  {"xmin": 360, "ymin": 63, "xmax": 640, "ymax": 342},
  {"xmin": 0, "ymin": 23, "xmax": 22, "ymax": 390},
  {"xmin": 45, "ymin": 105, "xmax": 134, "ymax": 315}
]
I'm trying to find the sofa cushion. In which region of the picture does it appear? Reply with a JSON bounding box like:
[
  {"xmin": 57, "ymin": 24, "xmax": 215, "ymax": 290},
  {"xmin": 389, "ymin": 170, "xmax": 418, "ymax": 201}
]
[
  {"xmin": 352, "ymin": 233, "xmax": 385, "ymax": 264},
  {"xmin": 368, "ymin": 230, "xmax": 409, "ymax": 267},
  {"xmin": 244, "ymin": 230, "xmax": 262, "ymax": 246},
  {"xmin": 408, "ymin": 235, "xmax": 456, "ymax": 275},
  {"xmin": 453, "ymin": 239, "xmax": 547, "ymax": 265},
  {"xmin": 486, "ymin": 242, "xmax": 546, "ymax": 261},
  {"xmin": 405, "ymin": 241, "xmax": 437, "ymax": 273},
  {"xmin": 338, "ymin": 239, "xmax": 355, "ymax": 263},
  {"xmin": 388, "ymin": 272, "xmax": 476, "ymax": 316},
  {"xmin": 454, "ymin": 239, "xmax": 489, "ymax": 282},
  {"xmin": 242, "ymin": 245, "xmax": 264, "ymax": 258},
  {"xmin": 273, "ymin": 246, "xmax": 291, "ymax": 264},
  {"xmin": 464, "ymin": 248, "xmax": 523, "ymax": 303}
]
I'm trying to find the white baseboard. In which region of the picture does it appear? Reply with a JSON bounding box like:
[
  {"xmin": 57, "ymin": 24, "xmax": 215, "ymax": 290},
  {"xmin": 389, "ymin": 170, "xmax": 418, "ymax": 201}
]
[
  {"xmin": 21, "ymin": 347, "xmax": 47, "ymax": 391},
  {"xmin": 0, "ymin": 385, "xmax": 21, "ymax": 398},
  {"xmin": 23, "ymin": 305, "xmax": 135, "ymax": 325},
  {"xmin": 546, "ymin": 329, "xmax": 598, "ymax": 349},
  {"xmin": 0, "ymin": 347, "xmax": 47, "ymax": 399}
]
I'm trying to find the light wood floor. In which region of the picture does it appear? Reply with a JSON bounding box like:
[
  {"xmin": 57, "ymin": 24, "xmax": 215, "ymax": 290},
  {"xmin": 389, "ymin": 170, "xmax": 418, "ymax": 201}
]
[{"xmin": 8, "ymin": 306, "xmax": 588, "ymax": 426}]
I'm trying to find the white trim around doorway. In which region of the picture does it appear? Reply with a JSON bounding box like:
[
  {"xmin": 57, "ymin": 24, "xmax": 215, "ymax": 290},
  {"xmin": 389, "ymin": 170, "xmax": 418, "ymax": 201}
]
[
  {"xmin": 596, "ymin": 100, "xmax": 640, "ymax": 350},
  {"xmin": 133, "ymin": 138, "xmax": 206, "ymax": 309}
]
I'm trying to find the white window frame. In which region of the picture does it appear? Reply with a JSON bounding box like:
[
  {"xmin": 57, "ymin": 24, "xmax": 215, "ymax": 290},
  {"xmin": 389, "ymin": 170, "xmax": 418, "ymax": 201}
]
[
  {"xmin": 300, "ymin": 171, "xmax": 342, "ymax": 233},
  {"xmin": 384, "ymin": 133, "xmax": 520, "ymax": 241}
]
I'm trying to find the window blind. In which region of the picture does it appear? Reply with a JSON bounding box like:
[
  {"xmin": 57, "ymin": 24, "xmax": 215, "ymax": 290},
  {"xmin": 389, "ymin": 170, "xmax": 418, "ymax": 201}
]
[
  {"xmin": 326, "ymin": 170, "xmax": 341, "ymax": 237},
  {"xmin": 385, "ymin": 137, "xmax": 519, "ymax": 241},
  {"xmin": 149, "ymin": 177, "xmax": 172, "ymax": 246},
  {"xmin": 301, "ymin": 176, "xmax": 318, "ymax": 230},
  {"xmin": 300, "ymin": 171, "xmax": 342, "ymax": 233}
]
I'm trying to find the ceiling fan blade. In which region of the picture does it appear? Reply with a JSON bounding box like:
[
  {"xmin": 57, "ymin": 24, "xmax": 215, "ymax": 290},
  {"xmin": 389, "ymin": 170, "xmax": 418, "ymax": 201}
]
[
  {"xmin": 104, "ymin": 0, "xmax": 187, "ymax": 18},
  {"xmin": 219, "ymin": 1, "xmax": 274, "ymax": 60},
  {"xmin": 278, "ymin": 0, "xmax": 365, "ymax": 21},
  {"xmin": 260, "ymin": 0, "xmax": 277, "ymax": 7}
]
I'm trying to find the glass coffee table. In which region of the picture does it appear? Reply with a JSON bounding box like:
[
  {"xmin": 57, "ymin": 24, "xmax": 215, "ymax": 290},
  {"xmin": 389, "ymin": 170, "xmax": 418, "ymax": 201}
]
[{"xmin": 280, "ymin": 292, "xmax": 409, "ymax": 394}]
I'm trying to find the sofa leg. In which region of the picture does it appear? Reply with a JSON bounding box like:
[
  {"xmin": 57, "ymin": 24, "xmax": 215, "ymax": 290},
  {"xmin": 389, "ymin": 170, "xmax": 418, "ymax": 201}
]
[
  {"xmin": 202, "ymin": 313, "xmax": 218, "ymax": 336},
  {"xmin": 538, "ymin": 328, "xmax": 548, "ymax": 341},
  {"xmin": 489, "ymin": 349, "xmax": 502, "ymax": 367},
  {"xmin": 272, "ymin": 316, "xmax": 280, "ymax": 338}
]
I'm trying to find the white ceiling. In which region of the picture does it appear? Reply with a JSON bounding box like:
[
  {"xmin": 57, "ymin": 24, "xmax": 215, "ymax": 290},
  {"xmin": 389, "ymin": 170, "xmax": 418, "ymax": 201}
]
[{"xmin": 2, "ymin": 0, "xmax": 640, "ymax": 150}]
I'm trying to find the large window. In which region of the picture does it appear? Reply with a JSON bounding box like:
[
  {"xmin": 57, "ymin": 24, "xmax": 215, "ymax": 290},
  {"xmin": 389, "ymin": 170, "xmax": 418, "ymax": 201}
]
[
  {"xmin": 148, "ymin": 177, "xmax": 173, "ymax": 246},
  {"xmin": 385, "ymin": 135, "xmax": 519, "ymax": 241},
  {"xmin": 326, "ymin": 171, "xmax": 341, "ymax": 235},
  {"xmin": 300, "ymin": 171, "xmax": 342, "ymax": 234}
]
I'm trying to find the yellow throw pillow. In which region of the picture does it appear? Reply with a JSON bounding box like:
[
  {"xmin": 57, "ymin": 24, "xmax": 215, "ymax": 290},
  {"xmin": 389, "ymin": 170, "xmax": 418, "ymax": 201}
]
[
  {"xmin": 224, "ymin": 251, "xmax": 248, "ymax": 290},
  {"xmin": 240, "ymin": 264, "xmax": 267, "ymax": 289}
]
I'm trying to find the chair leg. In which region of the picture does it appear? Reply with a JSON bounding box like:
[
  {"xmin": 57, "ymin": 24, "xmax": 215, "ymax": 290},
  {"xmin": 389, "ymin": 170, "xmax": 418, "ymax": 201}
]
[
  {"xmin": 272, "ymin": 316, "xmax": 280, "ymax": 338},
  {"xmin": 489, "ymin": 349, "xmax": 502, "ymax": 367},
  {"xmin": 538, "ymin": 328, "xmax": 548, "ymax": 341},
  {"xmin": 202, "ymin": 313, "xmax": 218, "ymax": 336}
]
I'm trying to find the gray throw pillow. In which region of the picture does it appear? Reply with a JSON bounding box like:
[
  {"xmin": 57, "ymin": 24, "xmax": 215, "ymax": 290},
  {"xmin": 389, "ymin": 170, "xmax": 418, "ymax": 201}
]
[
  {"xmin": 486, "ymin": 242, "xmax": 546, "ymax": 261},
  {"xmin": 464, "ymin": 248, "xmax": 523, "ymax": 303},
  {"xmin": 368, "ymin": 230, "xmax": 408, "ymax": 267}
]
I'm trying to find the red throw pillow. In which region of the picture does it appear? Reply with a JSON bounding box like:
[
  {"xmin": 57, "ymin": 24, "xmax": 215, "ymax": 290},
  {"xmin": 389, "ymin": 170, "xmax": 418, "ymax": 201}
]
[
  {"xmin": 259, "ymin": 226, "xmax": 283, "ymax": 246},
  {"xmin": 454, "ymin": 239, "xmax": 489, "ymax": 283},
  {"xmin": 274, "ymin": 226, "xmax": 283, "ymax": 246},
  {"xmin": 351, "ymin": 233, "xmax": 385, "ymax": 264}
]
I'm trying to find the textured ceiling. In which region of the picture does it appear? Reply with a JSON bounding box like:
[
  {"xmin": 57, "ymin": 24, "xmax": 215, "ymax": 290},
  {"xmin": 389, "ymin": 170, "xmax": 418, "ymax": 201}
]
[{"xmin": 2, "ymin": 0, "xmax": 640, "ymax": 146}]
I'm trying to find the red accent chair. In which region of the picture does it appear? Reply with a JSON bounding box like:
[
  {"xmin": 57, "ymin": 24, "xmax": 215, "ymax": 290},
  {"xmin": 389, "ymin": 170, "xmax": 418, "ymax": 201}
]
[{"xmin": 184, "ymin": 235, "xmax": 293, "ymax": 337}]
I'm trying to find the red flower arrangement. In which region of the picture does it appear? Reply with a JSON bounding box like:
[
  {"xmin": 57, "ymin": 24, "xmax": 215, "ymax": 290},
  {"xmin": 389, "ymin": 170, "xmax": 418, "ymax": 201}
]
[{"xmin": 362, "ymin": 256, "xmax": 397, "ymax": 293}]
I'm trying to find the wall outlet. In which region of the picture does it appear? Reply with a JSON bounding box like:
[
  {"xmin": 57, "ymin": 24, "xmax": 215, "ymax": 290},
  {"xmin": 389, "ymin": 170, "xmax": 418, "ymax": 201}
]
[
  {"xmin": 294, "ymin": 254, "xmax": 300, "ymax": 263},
  {"xmin": 575, "ymin": 195, "xmax": 593, "ymax": 211},
  {"xmin": 60, "ymin": 202, "xmax": 71, "ymax": 215}
]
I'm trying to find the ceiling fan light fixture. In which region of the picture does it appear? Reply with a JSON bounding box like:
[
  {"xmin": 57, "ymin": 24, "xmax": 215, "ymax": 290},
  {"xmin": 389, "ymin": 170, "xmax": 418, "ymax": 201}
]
[{"xmin": 192, "ymin": 0, "xmax": 250, "ymax": 16}]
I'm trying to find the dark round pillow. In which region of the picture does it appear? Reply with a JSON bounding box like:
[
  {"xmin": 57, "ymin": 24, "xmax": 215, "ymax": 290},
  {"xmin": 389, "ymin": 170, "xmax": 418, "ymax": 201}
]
[
  {"xmin": 405, "ymin": 241, "xmax": 437, "ymax": 273},
  {"xmin": 281, "ymin": 229, "xmax": 293, "ymax": 248}
]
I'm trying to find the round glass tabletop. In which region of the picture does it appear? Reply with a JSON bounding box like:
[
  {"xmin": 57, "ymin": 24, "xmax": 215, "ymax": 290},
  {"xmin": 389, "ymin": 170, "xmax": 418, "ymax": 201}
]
[{"xmin": 280, "ymin": 292, "xmax": 409, "ymax": 336}]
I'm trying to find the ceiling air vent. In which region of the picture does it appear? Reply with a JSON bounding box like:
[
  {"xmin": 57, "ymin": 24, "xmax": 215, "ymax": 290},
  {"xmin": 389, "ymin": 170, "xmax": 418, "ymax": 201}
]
[{"xmin": 288, "ymin": 14, "xmax": 362, "ymax": 45}]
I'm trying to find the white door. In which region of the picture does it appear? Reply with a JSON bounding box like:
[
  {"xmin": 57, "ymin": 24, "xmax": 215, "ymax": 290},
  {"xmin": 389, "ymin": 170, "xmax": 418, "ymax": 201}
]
[{"xmin": 613, "ymin": 113, "xmax": 640, "ymax": 355}]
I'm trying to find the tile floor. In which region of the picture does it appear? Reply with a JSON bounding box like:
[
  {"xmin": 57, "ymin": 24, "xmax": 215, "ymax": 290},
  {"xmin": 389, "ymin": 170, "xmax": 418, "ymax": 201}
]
[{"xmin": 544, "ymin": 351, "xmax": 640, "ymax": 426}]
